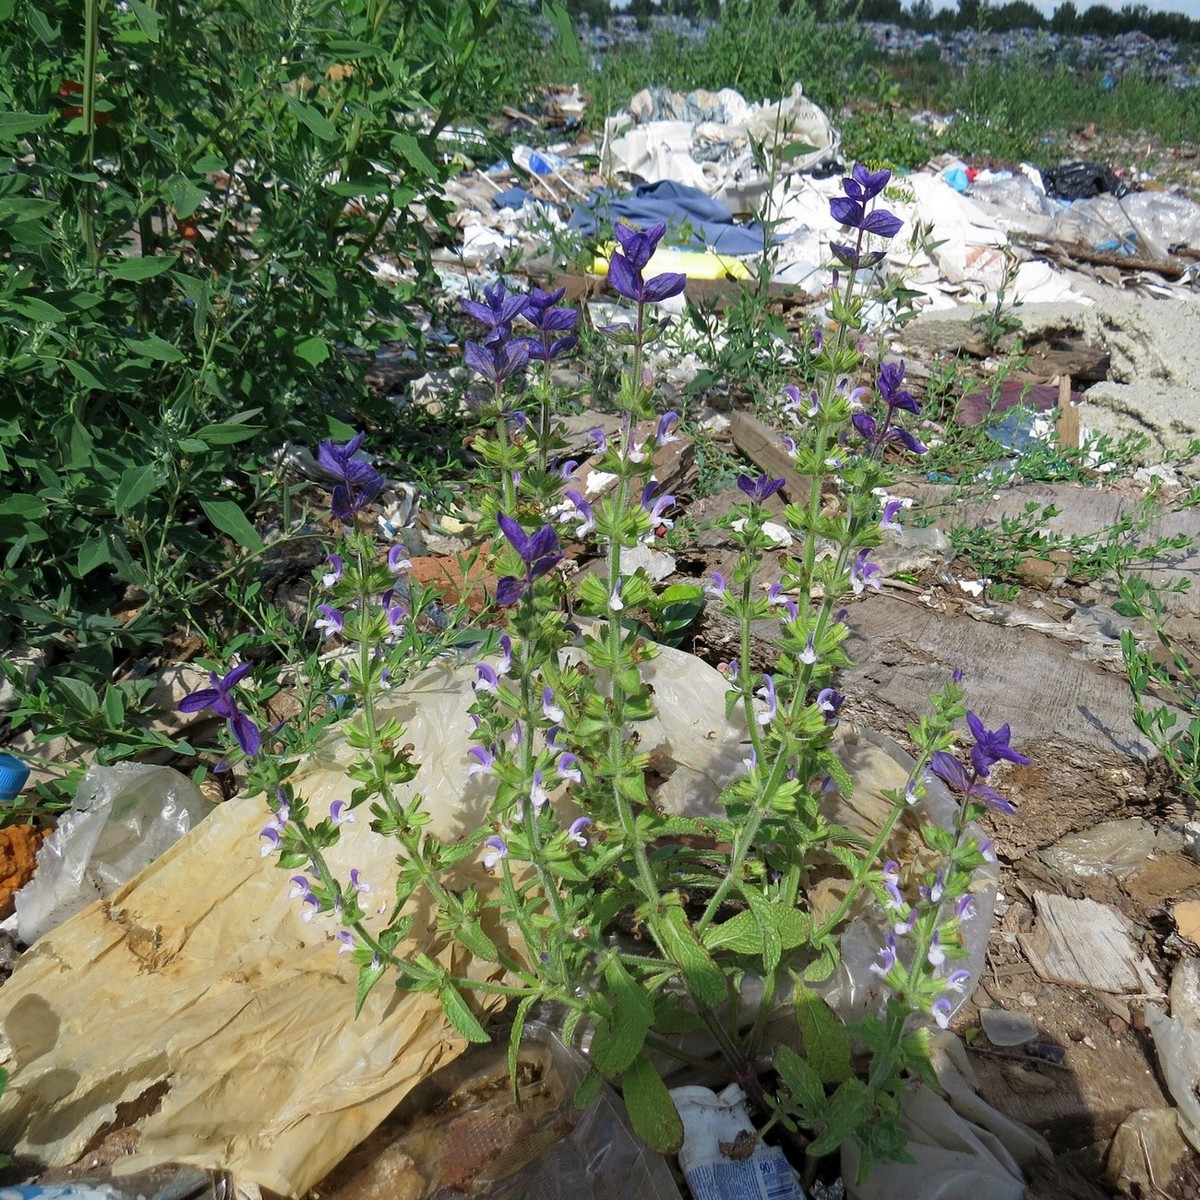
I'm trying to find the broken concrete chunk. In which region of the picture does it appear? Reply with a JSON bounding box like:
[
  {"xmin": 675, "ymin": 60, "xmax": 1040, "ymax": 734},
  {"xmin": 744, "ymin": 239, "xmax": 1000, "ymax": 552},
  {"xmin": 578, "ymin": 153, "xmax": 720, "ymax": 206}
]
[{"xmin": 1105, "ymin": 1108, "xmax": 1190, "ymax": 1195}]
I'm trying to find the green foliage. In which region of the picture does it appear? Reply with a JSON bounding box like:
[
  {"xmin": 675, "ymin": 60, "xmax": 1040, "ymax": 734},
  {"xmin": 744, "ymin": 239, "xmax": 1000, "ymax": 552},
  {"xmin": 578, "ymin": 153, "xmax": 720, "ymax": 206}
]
[
  {"xmin": 0, "ymin": 0, "xmax": 498, "ymax": 685},
  {"xmin": 1117, "ymin": 572, "xmax": 1200, "ymax": 806}
]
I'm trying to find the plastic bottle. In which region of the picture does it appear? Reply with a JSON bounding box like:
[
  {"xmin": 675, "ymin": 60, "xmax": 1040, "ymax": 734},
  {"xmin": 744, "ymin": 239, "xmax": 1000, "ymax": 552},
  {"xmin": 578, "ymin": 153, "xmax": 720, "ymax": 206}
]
[{"xmin": 0, "ymin": 752, "xmax": 30, "ymax": 804}]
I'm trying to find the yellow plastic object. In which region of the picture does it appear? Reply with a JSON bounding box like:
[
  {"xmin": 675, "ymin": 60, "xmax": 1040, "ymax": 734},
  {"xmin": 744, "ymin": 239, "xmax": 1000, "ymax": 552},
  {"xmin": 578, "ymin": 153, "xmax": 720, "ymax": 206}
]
[{"xmin": 591, "ymin": 243, "xmax": 751, "ymax": 281}]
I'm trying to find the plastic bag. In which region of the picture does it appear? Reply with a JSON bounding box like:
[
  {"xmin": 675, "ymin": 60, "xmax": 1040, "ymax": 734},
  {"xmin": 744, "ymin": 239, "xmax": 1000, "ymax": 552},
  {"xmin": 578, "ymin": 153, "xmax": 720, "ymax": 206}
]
[
  {"xmin": 1040, "ymin": 162, "xmax": 1128, "ymax": 201},
  {"xmin": 320, "ymin": 1024, "xmax": 682, "ymax": 1200},
  {"xmin": 15, "ymin": 763, "xmax": 210, "ymax": 944}
]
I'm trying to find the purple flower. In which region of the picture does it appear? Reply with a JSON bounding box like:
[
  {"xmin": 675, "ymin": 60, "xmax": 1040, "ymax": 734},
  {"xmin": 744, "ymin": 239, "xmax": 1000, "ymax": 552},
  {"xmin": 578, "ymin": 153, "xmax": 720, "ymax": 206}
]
[
  {"xmin": 956, "ymin": 894, "xmax": 975, "ymax": 921},
  {"xmin": 259, "ymin": 826, "xmax": 281, "ymax": 856},
  {"xmin": 335, "ymin": 930, "xmax": 355, "ymax": 954},
  {"xmin": 299, "ymin": 890, "xmax": 320, "ymax": 923},
  {"xmin": 465, "ymin": 335, "xmax": 531, "ymax": 387},
  {"xmin": 755, "ymin": 674, "xmax": 777, "ymax": 725},
  {"xmin": 705, "ymin": 572, "xmax": 726, "ymax": 597},
  {"xmin": 482, "ymin": 836, "xmax": 508, "ymax": 871},
  {"xmin": 462, "ymin": 281, "xmax": 529, "ymax": 333},
  {"xmin": 844, "ymin": 163, "xmax": 892, "ymax": 201},
  {"xmin": 878, "ymin": 360, "xmax": 920, "ymax": 415},
  {"xmin": 523, "ymin": 287, "xmax": 579, "ymax": 362},
  {"xmin": 932, "ymin": 997, "xmax": 953, "ymax": 1029},
  {"xmin": 927, "ymin": 930, "xmax": 946, "ymax": 967},
  {"xmin": 467, "ymin": 746, "xmax": 495, "ymax": 778},
  {"xmin": 388, "ymin": 545, "xmax": 412, "ymax": 573},
  {"xmin": 542, "ymin": 686, "xmax": 565, "ymax": 723},
  {"xmin": 870, "ymin": 932, "xmax": 897, "ymax": 976},
  {"xmin": 881, "ymin": 499, "xmax": 905, "ymax": 533},
  {"xmin": 830, "ymin": 242, "xmax": 886, "ymax": 270},
  {"xmin": 568, "ymin": 816, "xmax": 592, "ymax": 847},
  {"xmin": 966, "ymin": 711, "xmax": 1032, "ymax": 776},
  {"xmin": 314, "ymin": 604, "xmax": 344, "ymax": 639},
  {"xmin": 799, "ymin": 633, "xmax": 818, "ymax": 666},
  {"xmin": 563, "ymin": 489, "xmax": 594, "ymax": 537},
  {"xmin": 288, "ymin": 874, "xmax": 309, "ymax": 899},
  {"xmin": 929, "ymin": 750, "xmax": 1016, "ymax": 814},
  {"xmin": 850, "ymin": 551, "xmax": 883, "ymax": 596},
  {"xmin": 656, "ymin": 411, "xmax": 681, "ymax": 446},
  {"xmin": 474, "ymin": 663, "xmax": 499, "ymax": 693},
  {"xmin": 178, "ymin": 662, "xmax": 262, "ymax": 757},
  {"xmin": 495, "ymin": 514, "xmax": 564, "ymax": 606},
  {"xmin": 736, "ymin": 473, "xmax": 786, "ymax": 503},
  {"xmin": 330, "ymin": 800, "xmax": 353, "ymax": 826},
  {"xmin": 830, "ymin": 195, "xmax": 904, "ymax": 240},
  {"xmin": 589, "ymin": 427, "xmax": 608, "ymax": 453},
  {"xmin": 557, "ymin": 753, "xmax": 583, "ymax": 783},
  {"xmin": 529, "ymin": 770, "xmax": 549, "ymax": 811},
  {"xmin": 317, "ymin": 434, "xmax": 385, "ymax": 521},
  {"xmin": 322, "ymin": 554, "xmax": 343, "ymax": 587},
  {"xmin": 350, "ymin": 869, "xmax": 371, "ymax": 894},
  {"xmin": 608, "ymin": 221, "xmax": 686, "ymax": 305},
  {"xmin": 945, "ymin": 969, "xmax": 972, "ymax": 993},
  {"xmin": 497, "ymin": 634, "xmax": 513, "ymax": 675},
  {"xmin": 817, "ymin": 688, "xmax": 844, "ymax": 718}
]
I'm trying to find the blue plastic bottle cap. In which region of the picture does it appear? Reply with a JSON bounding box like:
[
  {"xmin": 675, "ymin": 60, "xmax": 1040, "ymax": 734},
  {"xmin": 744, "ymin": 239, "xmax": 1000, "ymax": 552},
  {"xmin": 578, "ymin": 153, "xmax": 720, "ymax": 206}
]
[{"xmin": 0, "ymin": 753, "xmax": 30, "ymax": 803}]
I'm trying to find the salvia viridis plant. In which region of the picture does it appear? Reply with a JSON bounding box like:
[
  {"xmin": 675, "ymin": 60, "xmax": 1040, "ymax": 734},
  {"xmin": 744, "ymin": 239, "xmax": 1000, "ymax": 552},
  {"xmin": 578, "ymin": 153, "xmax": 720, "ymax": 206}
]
[{"xmin": 181, "ymin": 165, "xmax": 1030, "ymax": 1173}]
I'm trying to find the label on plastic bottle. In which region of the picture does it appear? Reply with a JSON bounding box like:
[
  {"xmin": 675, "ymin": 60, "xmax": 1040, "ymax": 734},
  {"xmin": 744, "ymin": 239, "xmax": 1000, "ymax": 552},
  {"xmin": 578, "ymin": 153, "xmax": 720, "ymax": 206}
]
[{"xmin": 684, "ymin": 1147, "xmax": 806, "ymax": 1200}]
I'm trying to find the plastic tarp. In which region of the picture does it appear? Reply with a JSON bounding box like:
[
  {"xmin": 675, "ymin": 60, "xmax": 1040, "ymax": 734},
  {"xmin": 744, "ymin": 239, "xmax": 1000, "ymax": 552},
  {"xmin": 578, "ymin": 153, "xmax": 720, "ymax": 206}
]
[{"xmin": 0, "ymin": 645, "xmax": 998, "ymax": 1195}]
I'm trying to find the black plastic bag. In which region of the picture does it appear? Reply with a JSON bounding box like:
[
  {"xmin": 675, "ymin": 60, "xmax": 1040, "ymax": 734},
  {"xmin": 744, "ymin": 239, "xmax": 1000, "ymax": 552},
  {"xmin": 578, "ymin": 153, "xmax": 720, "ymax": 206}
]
[{"xmin": 1041, "ymin": 162, "xmax": 1129, "ymax": 200}]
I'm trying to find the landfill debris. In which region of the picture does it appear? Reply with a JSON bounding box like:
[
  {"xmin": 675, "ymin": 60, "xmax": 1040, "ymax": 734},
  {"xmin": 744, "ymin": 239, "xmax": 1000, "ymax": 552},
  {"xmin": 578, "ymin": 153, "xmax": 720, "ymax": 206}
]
[
  {"xmin": 1105, "ymin": 1107, "xmax": 1191, "ymax": 1195},
  {"xmin": 322, "ymin": 1025, "xmax": 681, "ymax": 1200},
  {"xmin": 844, "ymin": 1033, "xmax": 1050, "ymax": 1200},
  {"xmin": 1038, "ymin": 817, "xmax": 1163, "ymax": 884},
  {"xmin": 0, "ymin": 824, "xmax": 44, "ymax": 919},
  {"xmin": 15, "ymin": 763, "xmax": 210, "ymax": 945},
  {"xmin": 1173, "ymin": 900, "xmax": 1200, "ymax": 947},
  {"xmin": 1019, "ymin": 892, "xmax": 1160, "ymax": 996},
  {"xmin": 672, "ymin": 1083, "xmax": 805, "ymax": 1200},
  {"xmin": 9, "ymin": 1166, "xmax": 228, "ymax": 1200},
  {"xmin": 1040, "ymin": 162, "xmax": 1129, "ymax": 201},
  {"xmin": 1144, "ymin": 959, "xmax": 1200, "ymax": 1152},
  {"xmin": 601, "ymin": 83, "xmax": 839, "ymax": 209},
  {"xmin": 980, "ymin": 1009, "xmax": 1040, "ymax": 1048}
]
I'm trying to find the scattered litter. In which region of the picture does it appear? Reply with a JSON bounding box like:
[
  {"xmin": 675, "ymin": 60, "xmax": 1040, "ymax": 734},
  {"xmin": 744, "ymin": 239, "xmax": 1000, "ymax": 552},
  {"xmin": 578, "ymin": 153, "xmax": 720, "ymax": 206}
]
[
  {"xmin": 15, "ymin": 763, "xmax": 210, "ymax": 945},
  {"xmin": 1038, "ymin": 817, "xmax": 1161, "ymax": 884},
  {"xmin": 672, "ymin": 1083, "xmax": 805, "ymax": 1200},
  {"xmin": 1019, "ymin": 892, "xmax": 1160, "ymax": 996},
  {"xmin": 1040, "ymin": 162, "xmax": 1128, "ymax": 201},
  {"xmin": 1144, "ymin": 958, "xmax": 1200, "ymax": 1152},
  {"xmin": 601, "ymin": 82, "xmax": 839, "ymax": 209},
  {"xmin": 980, "ymin": 1009, "xmax": 1039, "ymax": 1048}
]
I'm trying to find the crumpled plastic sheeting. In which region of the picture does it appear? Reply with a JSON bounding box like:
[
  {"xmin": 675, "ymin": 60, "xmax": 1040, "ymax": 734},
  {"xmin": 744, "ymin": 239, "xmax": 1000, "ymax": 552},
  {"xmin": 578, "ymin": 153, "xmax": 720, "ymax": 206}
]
[
  {"xmin": 844, "ymin": 1033, "xmax": 1052, "ymax": 1200},
  {"xmin": 0, "ymin": 646, "xmax": 998, "ymax": 1193},
  {"xmin": 601, "ymin": 82, "xmax": 839, "ymax": 205},
  {"xmin": 1145, "ymin": 957, "xmax": 1200, "ymax": 1152}
]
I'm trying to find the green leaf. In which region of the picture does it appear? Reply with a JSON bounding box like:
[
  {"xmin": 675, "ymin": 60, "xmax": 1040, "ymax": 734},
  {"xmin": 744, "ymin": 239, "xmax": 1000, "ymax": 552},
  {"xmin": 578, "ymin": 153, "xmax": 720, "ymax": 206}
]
[
  {"xmin": 701, "ymin": 909, "xmax": 762, "ymax": 955},
  {"xmin": 102, "ymin": 684, "xmax": 125, "ymax": 729},
  {"xmin": 166, "ymin": 175, "xmax": 207, "ymax": 220},
  {"xmin": 64, "ymin": 359, "xmax": 106, "ymax": 390},
  {"xmin": 806, "ymin": 1078, "xmax": 872, "ymax": 1159},
  {"xmin": 507, "ymin": 993, "xmax": 539, "ymax": 1102},
  {"xmin": 127, "ymin": 0, "xmax": 160, "ymax": 39},
  {"xmin": 354, "ymin": 958, "xmax": 386, "ymax": 1016},
  {"xmin": 0, "ymin": 112, "xmax": 52, "ymax": 141},
  {"xmin": 654, "ymin": 898, "xmax": 728, "ymax": 1007},
  {"xmin": 774, "ymin": 1043, "xmax": 826, "ymax": 1117},
  {"xmin": 439, "ymin": 981, "xmax": 489, "ymax": 1044},
  {"xmin": 123, "ymin": 333, "xmax": 185, "ymax": 363},
  {"xmin": 199, "ymin": 499, "xmax": 263, "ymax": 553},
  {"xmin": 802, "ymin": 941, "xmax": 839, "ymax": 983},
  {"xmin": 589, "ymin": 959, "xmax": 652, "ymax": 1079},
  {"xmin": 391, "ymin": 131, "xmax": 438, "ymax": 176},
  {"xmin": 454, "ymin": 918, "xmax": 499, "ymax": 964},
  {"xmin": 621, "ymin": 1053, "xmax": 683, "ymax": 1155},
  {"xmin": 106, "ymin": 255, "xmax": 177, "ymax": 281},
  {"xmin": 295, "ymin": 335, "xmax": 330, "ymax": 365},
  {"xmin": 10, "ymin": 296, "xmax": 66, "ymax": 323},
  {"xmin": 795, "ymin": 986, "xmax": 854, "ymax": 1084},
  {"xmin": 572, "ymin": 1067, "xmax": 603, "ymax": 1111},
  {"xmin": 287, "ymin": 97, "xmax": 337, "ymax": 141},
  {"xmin": 53, "ymin": 677, "xmax": 100, "ymax": 716},
  {"xmin": 77, "ymin": 535, "xmax": 113, "ymax": 577},
  {"xmin": 327, "ymin": 415, "xmax": 358, "ymax": 441},
  {"xmin": 112, "ymin": 465, "xmax": 160, "ymax": 515},
  {"xmin": 193, "ymin": 418, "xmax": 263, "ymax": 445},
  {"xmin": 0, "ymin": 494, "xmax": 48, "ymax": 518}
]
